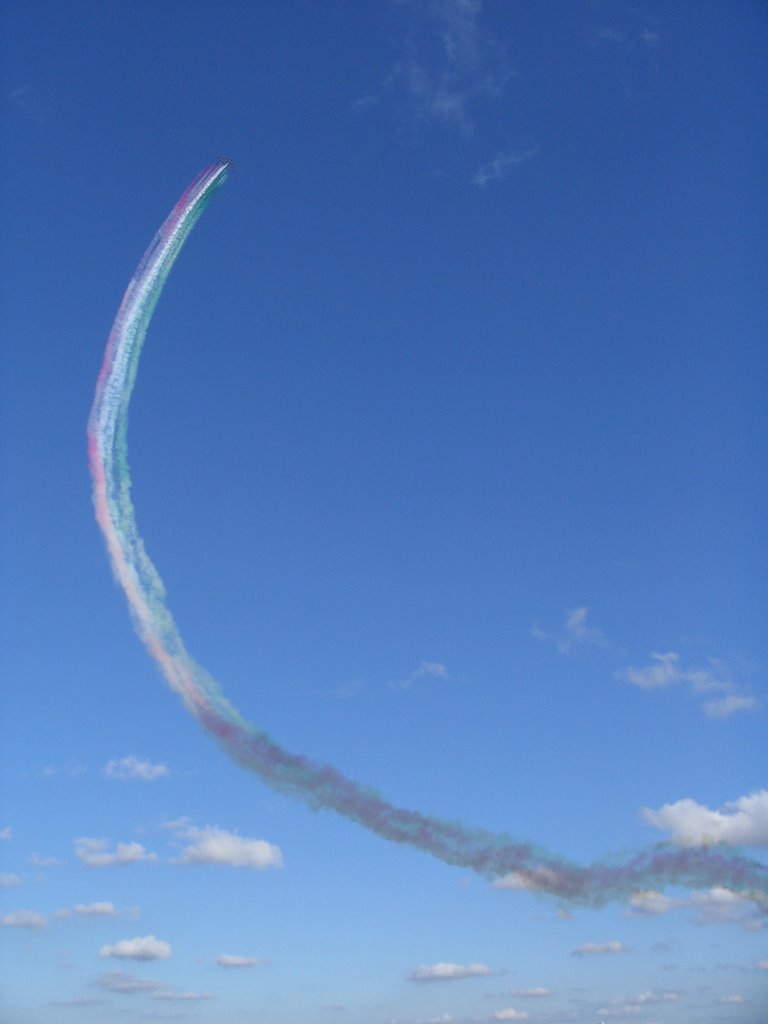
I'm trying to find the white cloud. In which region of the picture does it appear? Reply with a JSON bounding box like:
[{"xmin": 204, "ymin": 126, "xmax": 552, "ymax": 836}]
[
  {"xmin": 628, "ymin": 991, "xmax": 679, "ymax": 1005},
  {"xmin": 718, "ymin": 994, "xmax": 745, "ymax": 1004},
  {"xmin": 508, "ymin": 988, "xmax": 552, "ymax": 998},
  {"xmin": 407, "ymin": 962, "xmax": 494, "ymax": 982},
  {"xmin": 2, "ymin": 909, "xmax": 46, "ymax": 929},
  {"xmin": 151, "ymin": 990, "xmax": 211, "ymax": 1001},
  {"xmin": 617, "ymin": 652, "xmax": 756, "ymax": 717},
  {"xmin": 473, "ymin": 149, "xmax": 536, "ymax": 187},
  {"xmin": 0, "ymin": 873, "xmax": 20, "ymax": 888},
  {"xmin": 104, "ymin": 756, "xmax": 168, "ymax": 781},
  {"xmin": 393, "ymin": 660, "xmax": 450, "ymax": 690},
  {"xmin": 421, "ymin": 1016, "xmax": 453, "ymax": 1024},
  {"xmin": 689, "ymin": 887, "xmax": 764, "ymax": 929},
  {"xmin": 216, "ymin": 954, "xmax": 261, "ymax": 968},
  {"xmin": 703, "ymin": 694, "xmax": 758, "ymax": 718},
  {"xmin": 492, "ymin": 865, "xmax": 561, "ymax": 892},
  {"xmin": 642, "ymin": 790, "xmax": 768, "ymax": 846},
  {"xmin": 74, "ymin": 902, "xmax": 118, "ymax": 917},
  {"xmin": 30, "ymin": 853, "xmax": 60, "ymax": 867},
  {"xmin": 75, "ymin": 838, "xmax": 158, "ymax": 867},
  {"xmin": 572, "ymin": 940, "xmax": 625, "ymax": 956},
  {"xmin": 173, "ymin": 824, "xmax": 282, "ymax": 869},
  {"xmin": 756, "ymin": 959, "xmax": 768, "ymax": 970},
  {"xmin": 99, "ymin": 935, "xmax": 171, "ymax": 961},
  {"xmin": 494, "ymin": 1010, "xmax": 528, "ymax": 1021},
  {"xmin": 95, "ymin": 971, "xmax": 164, "ymax": 994},
  {"xmin": 626, "ymin": 890, "xmax": 683, "ymax": 916},
  {"xmin": 531, "ymin": 607, "xmax": 607, "ymax": 654},
  {"xmin": 388, "ymin": 0, "xmax": 511, "ymax": 133},
  {"xmin": 0, "ymin": 827, "xmax": 10, "ymax": 840}
]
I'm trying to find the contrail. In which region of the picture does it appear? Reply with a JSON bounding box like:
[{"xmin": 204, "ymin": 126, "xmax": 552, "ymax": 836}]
[{"xmin": 88, "ymin": 160, "xmax": 767, "ymax": 911}]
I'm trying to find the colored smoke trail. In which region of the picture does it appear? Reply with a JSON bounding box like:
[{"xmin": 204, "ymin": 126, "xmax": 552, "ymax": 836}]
[{"xmin": 88, "ymin": 160, "xmax": 768, "ymax": 912}]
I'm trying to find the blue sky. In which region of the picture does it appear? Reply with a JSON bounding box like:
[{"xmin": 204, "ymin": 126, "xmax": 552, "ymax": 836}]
[{"xmin": 1, "ymin": 1, "xmax": 767, "ymax": 1022}]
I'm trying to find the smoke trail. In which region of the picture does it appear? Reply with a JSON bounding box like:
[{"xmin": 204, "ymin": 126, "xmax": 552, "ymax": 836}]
[{"xmin": 88, "ymin": 160, "xmax": 767, "ymax": 912}]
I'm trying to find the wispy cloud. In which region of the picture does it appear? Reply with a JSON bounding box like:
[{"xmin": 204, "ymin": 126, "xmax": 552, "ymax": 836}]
[
  {"xmin": 0, "ymin": 827, "xmax": 10, "ymax": 841},
  {"xmin": 473, "ymin": 148, "xmax": 536, "ymax": 187},
  {"xmin": 75, "ymin": 838, "xmax": 158, "ymax": 868},
  {"xmin": 407, "ymin": 961, "xmax": 495, "ymax": 982},
  {"xmin": 151, "ymin": 990, "xmax": 211, "ymax": 1001},
  {"xmin": 508, "ymin": 988, "xmax": 552, "ymax": 998},
  {"xmin": 616, "ymin": 652, "xmax": 757, "ymax": 717},
  {"xmin": 2, "ymin": 909, "xmax": 46, "ymax": 928},
  {"xmin": 169, "ymin": 821, "xmax": 282, "ymax": 870},
  {"xmin": 368, "ymin": 0, "xmax": 512, "ymax": 134},
  {"xmin": 99, "ymin": 935, "xmax": 171, "ymax": 961},
  {"xmin": 216, "ymin": 954, "xmax": 262, "ymax": 968},
  {"xmin": 393, "ymin": 660, "xmax": 450, "ymax": 690},
  {"xmin": 104, "ymin": 756, "xmax": 169, "ymax": 781},
  {"xmin": 94, "ymin": 970, "xmax": 207, "ymax": 1001},
  {"xmin": 38, "ymin": 760, "xmax": 87, "ymax": 779},
  {"xmin": 702, "ymin": 694, "xmax": 758, "ymax": 719},
  {"xmin": 0, "ymin": 873, "xmax": 20, "ymax": 888},
  {"xmin": 531, "ymin": 607, "xmax": 607, "ymax": 654},
  {"xmin": 494, "ymin": 1010, "xmax": 528, "ymax": 1021},
  {"xmin": 572, "ymin": 940, "xmax": 625, "ymax": 956},
  {"xmin": 690, "ymin": 887, "xmax": 765, "ymax": 930},
  {"xmin": 642, "ymin": 789, "xmax": 768, "ymax": 847},
  {"xmin": 95, "ymin": 971, "xmax": 165, "ymax": 994}
]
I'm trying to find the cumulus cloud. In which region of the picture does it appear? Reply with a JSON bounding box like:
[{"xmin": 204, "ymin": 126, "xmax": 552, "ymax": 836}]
[
  {"xmin": 216, "ymin": 954, "xmax": 261, "ymax": 968},
  {"xmin": 0, "ymin": 873, "xmax": 20, "ymax": 888},
  {"xmin": 572, "ymin": 940, "xmax": 625, "ymax": 957},
  {"xmin": 407, "ymin": 962, "xmax": 494, "ymax": 982},
  {"xmin": 642, "ymin": 790, "xmax": 768, "ymax": 846},
  {"xmin": 494, "ymin": 1010, "xmax": 528, "ymax": 1021},
  {"xmin": 99, "ymin": 935, "xmax": 171, "ymax": 961},
  {"xmin": 474, "ymin": 149, "xmax": 536, "ymax": 187},
  {"xmin": 104, "ymin": 756, "xmax": 168, "ymax": 781},
  {"xmin": 75, "ymin": 837, "xmax": 158, "ymax": 867},
  {"xmin": 2, "ymin": 909, "xmax": 46, "ymax": 928},
  {"xmin": 171, "ymin": 823, "xmax": 282, "ymax": 869},
  {"xmin": 531, "ymin": 607, "xmax": 607, "ymax": 654},
  {"xmin": 626, "ymin": 890, "xmax": 683, "ymax": 916}
]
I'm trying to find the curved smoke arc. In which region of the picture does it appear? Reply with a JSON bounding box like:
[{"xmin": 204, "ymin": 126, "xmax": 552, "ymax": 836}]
[{"xmin": 88, "ymin": 159, "xmax": 767, "ymax": 911}]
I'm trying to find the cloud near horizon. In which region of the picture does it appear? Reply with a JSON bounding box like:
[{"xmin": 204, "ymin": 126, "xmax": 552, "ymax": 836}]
[
  {"xmin": 572, "ymin": 940, "xmax": 625, "ymax": 956},
  {"xmin": 407, "ymin": 962, "xmax": 494, "ymax": 982}
]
